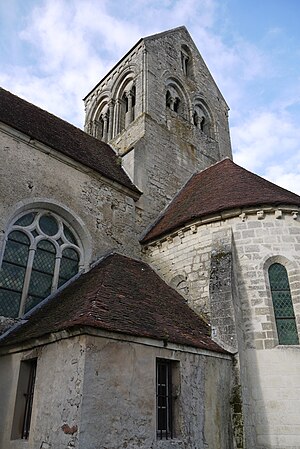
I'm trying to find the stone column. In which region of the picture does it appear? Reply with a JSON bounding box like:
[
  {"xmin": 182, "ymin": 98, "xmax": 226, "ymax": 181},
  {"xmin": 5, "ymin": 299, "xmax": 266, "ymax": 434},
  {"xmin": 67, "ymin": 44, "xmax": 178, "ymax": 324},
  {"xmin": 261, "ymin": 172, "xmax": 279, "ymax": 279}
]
[
  {"xmin": 125, "ymin": 91, "xmax": 133, "ymax": 127},
  {"xmin": 102, "ymin": 113, "xmax": 108, "ymax": 141},
  {"xmin": 113, "ymin": 100, "xmax": 121, "ymax": 136},
  {"xmin": 108, "ymin": 100, "xmax": 114, "ymax": 140}
]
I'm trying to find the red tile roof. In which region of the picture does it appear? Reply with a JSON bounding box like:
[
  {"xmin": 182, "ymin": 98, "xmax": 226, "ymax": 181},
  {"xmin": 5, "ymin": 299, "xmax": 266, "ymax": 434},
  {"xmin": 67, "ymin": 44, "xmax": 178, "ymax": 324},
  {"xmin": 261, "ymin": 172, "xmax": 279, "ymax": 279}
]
[
  {"xmin": 0, "ymin": 87, "xmax": 139, "ymax": 195},
  {"xmin": 0, "ymin": 253, "xmax": 225, "ymax": 353},
  {"xmin": 142, "ymin": 158, "xmax": 300, "ymax": 243}
]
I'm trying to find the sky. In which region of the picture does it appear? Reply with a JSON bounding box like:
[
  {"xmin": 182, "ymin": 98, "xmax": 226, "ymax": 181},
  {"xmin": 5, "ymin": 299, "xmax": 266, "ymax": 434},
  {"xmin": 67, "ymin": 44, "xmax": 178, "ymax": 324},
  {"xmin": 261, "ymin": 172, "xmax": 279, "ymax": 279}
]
[{"xmin": 1, "ymin": 0, "xmax": 300, "ymax": 193}]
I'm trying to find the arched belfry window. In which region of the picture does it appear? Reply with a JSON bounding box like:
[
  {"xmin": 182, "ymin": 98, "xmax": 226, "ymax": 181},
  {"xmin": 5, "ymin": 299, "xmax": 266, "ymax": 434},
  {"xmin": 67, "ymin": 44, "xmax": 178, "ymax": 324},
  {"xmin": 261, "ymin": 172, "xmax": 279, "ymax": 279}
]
[
  {"xmin": 165, "ymin": 83, "xmax": 186, "ymax": 119},
  {"xmin": 181, "ymin": 45, "xmax": 192, "ymax": 77},
  {"xmin": 118, "ymin": 82, "xmax": 136, "ymax": 133},
  {"xmin": 0, "ymin": 211, "xmax": 83, "ymax": 318},
  {"xmin": 193, "ymin": 102, "xmax": 213, "ymax": 138},
  {"xmin": 268, "ymin": 263, "xmax": 299, "ymax": 345},
  {"xmin": 99, "ymin": 105, "xmax": 110, "ymax": 142}
]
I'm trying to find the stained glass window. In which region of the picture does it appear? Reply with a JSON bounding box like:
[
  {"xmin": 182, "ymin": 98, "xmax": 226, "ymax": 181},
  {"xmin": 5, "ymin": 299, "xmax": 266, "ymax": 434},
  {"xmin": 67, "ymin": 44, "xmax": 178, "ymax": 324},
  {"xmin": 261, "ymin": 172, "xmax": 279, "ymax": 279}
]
[
  {"xmin": 268, "ymin": 263, "xmax": 299, "ymax": 345},
  {"xmin": 0, "ymin": 211, "xmax": 83, "ymax": 317}
]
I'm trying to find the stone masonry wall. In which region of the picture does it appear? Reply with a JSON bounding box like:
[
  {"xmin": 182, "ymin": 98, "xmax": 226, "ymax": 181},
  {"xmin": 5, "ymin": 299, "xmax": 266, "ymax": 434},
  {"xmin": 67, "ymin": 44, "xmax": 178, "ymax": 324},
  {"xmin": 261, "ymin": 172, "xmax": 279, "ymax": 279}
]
[
  {"xmin": 80, "ymin": 335, "xmax": 232, "ymax": 449},
  {"xmin": 143, "ymin": 221, "xmax": 215, "ymax": 319},
  {"xmin": 85, "ymin": 28, "xmax": 232, "ymax": 230},
  {"xmin": 144, "ymin": 28, "xmax": 232, "ymax": 161},
  {"xmin": 231, "ymin": 208, "xmax": 300, "ymax": 449},
  {"xmin": 0, "ymin": 336, "xmax": 86, "ymax": 449},
  {"xmin": 144, "ymin": 206, "xmax": 300, "ymax": 449},
  {"xmin": 0, "ymin": 129, "xmax": 140, "ymax": 265}
]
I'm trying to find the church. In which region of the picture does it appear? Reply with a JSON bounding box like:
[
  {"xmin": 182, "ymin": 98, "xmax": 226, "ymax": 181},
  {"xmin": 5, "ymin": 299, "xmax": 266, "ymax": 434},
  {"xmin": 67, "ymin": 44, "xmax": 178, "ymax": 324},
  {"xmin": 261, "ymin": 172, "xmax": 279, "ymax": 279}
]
[{"xmin": 0, "ymin": 26, "xmax": 299, "ymax": 449}]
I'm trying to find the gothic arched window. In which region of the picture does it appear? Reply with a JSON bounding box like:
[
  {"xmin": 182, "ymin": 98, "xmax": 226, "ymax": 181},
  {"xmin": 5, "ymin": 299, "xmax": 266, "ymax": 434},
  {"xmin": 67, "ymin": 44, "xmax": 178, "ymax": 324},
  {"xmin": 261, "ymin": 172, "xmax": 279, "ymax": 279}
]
[
  {"xmin": 0, "ymin": 211, "xmax": 83, "ymax": 318},
  {"xmin": 268, "ymin": 263, "xmax": 299, "ymax": 345}
]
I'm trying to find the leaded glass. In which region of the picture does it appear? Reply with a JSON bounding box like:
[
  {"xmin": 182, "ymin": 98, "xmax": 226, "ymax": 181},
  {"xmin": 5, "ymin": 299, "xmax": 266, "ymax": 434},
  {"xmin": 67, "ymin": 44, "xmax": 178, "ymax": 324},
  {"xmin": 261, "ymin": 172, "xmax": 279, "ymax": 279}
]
[
  {"xmin": 32, "ymin": 240, "xmax": 56, "ymax": 274},
  {"xmin": 25, "ymin": 295, "xmax": 42, "ymax": 314},
  {"xmin": 0, "ymin": 289, "xmax": 21, "ymax": 318},
  {"xmin": 0, "ymin": 211, "xmax": 82, "ymax": 317},
  {"xmin": 0, "ymin": 231, "xmax": 30, "ymax": 317},
  {"xmin": 39, "ymin": 215, "xmax": 59, "ymax": 236},
  {"xmin": 276, "ymin": 319, "xmax": 299, "ymax": 345},
  {"xmin": 28, "ymin": 240, "xmax": 56, "ymax": 303},
  {"xmin": 0, "ymin": 262, "xmax": 27, "ymax": 292},
  {"xmin": 15, "ymin": 213, "xmax": 36, "ymax": 227},
  {"xmin": 58, "ymin": 248, "xmax": 79, "ymax": 287},
  {"xmin": 3, "ymin": 231, "xmax": 30, "ymax": 265},
  {"xmin": 63, "ymin": 225, "xmax": 77, "ymax": 245},
  {"xmin": 268, "ymin": 263, "xmax": 299, "ymax": 345}
]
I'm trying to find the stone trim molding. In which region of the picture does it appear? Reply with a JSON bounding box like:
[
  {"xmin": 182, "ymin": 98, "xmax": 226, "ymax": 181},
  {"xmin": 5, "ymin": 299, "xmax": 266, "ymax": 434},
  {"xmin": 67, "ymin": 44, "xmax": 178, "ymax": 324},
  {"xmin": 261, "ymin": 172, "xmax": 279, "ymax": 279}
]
[{"xmin": 143, "ymin": 205, "xmax": 300, "ymax": 250}]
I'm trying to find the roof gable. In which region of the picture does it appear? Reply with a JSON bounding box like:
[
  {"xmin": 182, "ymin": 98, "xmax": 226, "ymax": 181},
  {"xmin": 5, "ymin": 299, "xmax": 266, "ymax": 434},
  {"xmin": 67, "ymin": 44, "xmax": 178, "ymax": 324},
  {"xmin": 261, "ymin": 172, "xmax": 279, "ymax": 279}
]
[
  {"xmin": 0, "ymin": 253, "xmax": 224, "ymax": 353},
  {"xmin": 0, "ymin": 87, "xmax": 139, "ymax": 195},
  {"xmin": 142, "ymin": 158, "xmax": 300, "ymax": 243}
]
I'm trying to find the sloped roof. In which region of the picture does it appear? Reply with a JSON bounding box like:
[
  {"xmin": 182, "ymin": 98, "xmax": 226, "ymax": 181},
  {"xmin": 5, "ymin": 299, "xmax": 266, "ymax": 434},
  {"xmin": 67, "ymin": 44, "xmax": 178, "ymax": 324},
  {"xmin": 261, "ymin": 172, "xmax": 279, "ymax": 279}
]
[
  {"xmin": 0, "ymin": 87, "xmax": 139, "ymax": 195},
  {"xmin": 0, "ymin": 253, "xmax": 225, "ymax": 353},
  {"xmin": 142, "ymin": 158, "xmax": 300, "ymax": 243}
]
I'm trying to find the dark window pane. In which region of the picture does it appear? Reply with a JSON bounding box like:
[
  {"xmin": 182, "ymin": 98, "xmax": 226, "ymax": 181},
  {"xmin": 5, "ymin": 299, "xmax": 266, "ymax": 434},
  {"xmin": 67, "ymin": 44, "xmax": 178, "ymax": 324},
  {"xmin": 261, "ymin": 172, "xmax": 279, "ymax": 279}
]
[
  {"xmin": 0, "ymin": 289, "xmax": 21, "ymax": 318},
  {"xmin": 58, "ymin": 248, "xmax": 79, "ymax": 287},
  {"xmin": 27, "ymin": 240, "xmax": 56, "ymax": 307},
  {"xmin": 277, "ymin": 319, "xmax": 299, "ymax": 345},
  {"xmin": 63, "ymin": 224, "xmax": 77, "ymax": 245},
  {"xmin": 0, "ymin": 232, "xmax": 30, "ymax": 317},
  {"xmin": 268, "ymin": 263, "xmax": 299, "ymax": 345},
  {"xmin": 4, "ymin": 233, "xmax": 30, "ymax": 266},
  {"xmin": 27, "ymin": 270, "xmax": 53, "ymax": 300},
  {"xmin": 0, "ymin": 262, "xmax": 27, "ymax": 292},
  {"xmin": 39, "ymin": 215, "xmax": 59, "ymax": 236},
  {"xmin": 15, "ymin": 213, "xmax": 36, "ymax": 227},
  {"xmin": 272, "ymin": 291, "xmax": 295, "ymax": 317},
  {"xmin": 32, "ymin": 240, "xmax": 56, "ymax": 274},
  {"xmin": 25, "ymin": 295, "xmax": 43, "ymax": 314},
  {"xmin": 269, "ymin": 263, "xmax": 290, "ymax": 290}
]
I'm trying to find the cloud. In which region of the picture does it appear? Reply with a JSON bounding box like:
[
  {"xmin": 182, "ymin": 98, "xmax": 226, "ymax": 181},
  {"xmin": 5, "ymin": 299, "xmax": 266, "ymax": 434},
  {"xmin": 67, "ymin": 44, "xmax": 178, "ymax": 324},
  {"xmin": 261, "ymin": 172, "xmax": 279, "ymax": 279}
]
[
  {"xmin": 1, "ymin": 0, "xmax": 300, "ymax": 197},
  {"xmin": 231, "ymin": 107, "xmax": 300, "ymax": 194},
  {"xmin": 0, "ymin": 0, "xmax": 222, "ymax": 127}
]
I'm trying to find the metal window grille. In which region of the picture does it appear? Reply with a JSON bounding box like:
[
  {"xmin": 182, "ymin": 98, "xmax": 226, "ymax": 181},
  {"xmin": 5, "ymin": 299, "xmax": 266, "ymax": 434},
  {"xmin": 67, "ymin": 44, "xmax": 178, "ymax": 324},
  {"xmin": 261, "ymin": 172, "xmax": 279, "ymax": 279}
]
[
  {"xmin": 21, "ymin": 359, "xmax": 37, "ymax": 439},
  {"xmin": 268, "ymin": 263, "xmax": 299, "ymax": 345},
  {"xmin": 156, "ymin": 359, "xmax": 173, "ymax": 439}
]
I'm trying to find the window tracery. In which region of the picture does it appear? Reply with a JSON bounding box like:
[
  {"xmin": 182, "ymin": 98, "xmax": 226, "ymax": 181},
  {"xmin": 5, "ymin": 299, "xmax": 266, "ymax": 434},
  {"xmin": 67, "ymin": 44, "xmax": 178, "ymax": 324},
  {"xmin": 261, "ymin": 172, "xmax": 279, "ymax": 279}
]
[{"xmin": 0, "ymin": 211, "xmax": 83, "ymax": 318}]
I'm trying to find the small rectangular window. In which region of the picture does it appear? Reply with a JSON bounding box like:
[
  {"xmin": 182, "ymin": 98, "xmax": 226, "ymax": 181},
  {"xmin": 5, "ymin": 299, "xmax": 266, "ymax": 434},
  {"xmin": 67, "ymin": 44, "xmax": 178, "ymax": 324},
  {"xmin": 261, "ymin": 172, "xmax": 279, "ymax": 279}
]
[
  {"xmin": 11, "ymin": 358, "xmax": 37, "ymax": 440},
  {"xmin": 156, "ymin": 358, "xmax": 179, "ymax": 440}
]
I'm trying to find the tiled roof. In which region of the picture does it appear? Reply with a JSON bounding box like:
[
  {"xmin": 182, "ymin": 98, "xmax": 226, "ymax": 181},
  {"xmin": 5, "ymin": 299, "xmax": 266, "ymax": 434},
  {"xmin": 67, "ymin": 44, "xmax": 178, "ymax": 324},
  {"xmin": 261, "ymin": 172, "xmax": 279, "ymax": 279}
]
[
  {"xmin": 142, "ymin": 158, "xmax": 300, "ymax": 243},
  {"xmin": 0, "ymin": 253, "xmax": 225, "ymax": 353},
  {"xmin": 0, "ymin": 87, "xmax": 139, "ymax": 195}
]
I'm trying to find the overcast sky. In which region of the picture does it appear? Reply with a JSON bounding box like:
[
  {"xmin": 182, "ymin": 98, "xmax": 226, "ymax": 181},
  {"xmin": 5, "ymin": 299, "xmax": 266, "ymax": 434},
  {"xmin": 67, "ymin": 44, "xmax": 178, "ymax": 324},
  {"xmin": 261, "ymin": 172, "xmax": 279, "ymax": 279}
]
[{"xmin": 1, "ymin": 0, "xmax": 300, "ymax": 193}]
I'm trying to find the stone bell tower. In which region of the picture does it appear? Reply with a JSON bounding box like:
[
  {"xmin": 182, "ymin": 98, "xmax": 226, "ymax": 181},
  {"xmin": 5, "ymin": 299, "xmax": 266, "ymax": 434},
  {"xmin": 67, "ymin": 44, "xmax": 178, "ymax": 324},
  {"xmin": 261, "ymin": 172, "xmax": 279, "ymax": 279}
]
[{"xmin": 83, "ymin": 26, "xmax": 232, "ymax": 227}]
